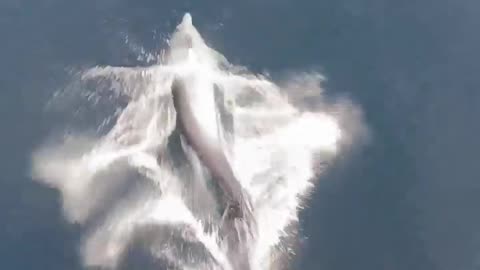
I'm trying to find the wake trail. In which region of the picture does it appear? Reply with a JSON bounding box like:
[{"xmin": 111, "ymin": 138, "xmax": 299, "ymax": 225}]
[{"xmin": 31, "ymin": 13, "xmax": 363, "ymax": 270}]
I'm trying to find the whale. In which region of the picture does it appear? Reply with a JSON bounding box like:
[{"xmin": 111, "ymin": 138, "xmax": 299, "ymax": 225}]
[
  {"xmin": 157, "ymin": 13, "xmax": 255, "ymax": 269},
  {"xmin": 164, "ymin": 76, "xmax": 255, "ymax": 270},
  {"xmin": 168, "ymin": 76, "xmax": 253, "ymax": 221}
]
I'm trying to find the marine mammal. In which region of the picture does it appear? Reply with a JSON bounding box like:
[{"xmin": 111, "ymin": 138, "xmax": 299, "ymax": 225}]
[
  {"xmin": 169, "ymin": 76, "xmax": 253, "ymax": 222},
  {"xmin": 167, "ymin": 75, "xmax": 256, "ymax": 269}
]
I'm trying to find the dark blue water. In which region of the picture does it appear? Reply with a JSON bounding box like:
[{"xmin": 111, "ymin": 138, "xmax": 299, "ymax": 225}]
[{"xmin": 1, "ymin": 0, "xmax": 479, "ymax": 269}]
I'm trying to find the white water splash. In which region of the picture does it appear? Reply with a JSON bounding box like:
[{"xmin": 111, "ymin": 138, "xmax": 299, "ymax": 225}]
[{"xmin": 31, "ymin": 13, "xmax": 364, "ymax": 270}]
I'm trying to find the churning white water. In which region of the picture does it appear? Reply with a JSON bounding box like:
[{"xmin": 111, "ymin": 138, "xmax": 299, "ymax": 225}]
[{"xmin": 31, "ymin": 13, "xmax": 364, "ymax": 270}]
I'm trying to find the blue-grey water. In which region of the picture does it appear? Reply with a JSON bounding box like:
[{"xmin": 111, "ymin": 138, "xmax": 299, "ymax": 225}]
[{"xmin": 1, "ymin": 1, "xmax": 479, "ymax": 269}]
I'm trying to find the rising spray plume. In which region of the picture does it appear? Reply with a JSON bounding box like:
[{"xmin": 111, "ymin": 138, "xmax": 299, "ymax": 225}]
[{"xmin": 31, "ymin": 13, "xmax": 366, "ymax": 270}]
